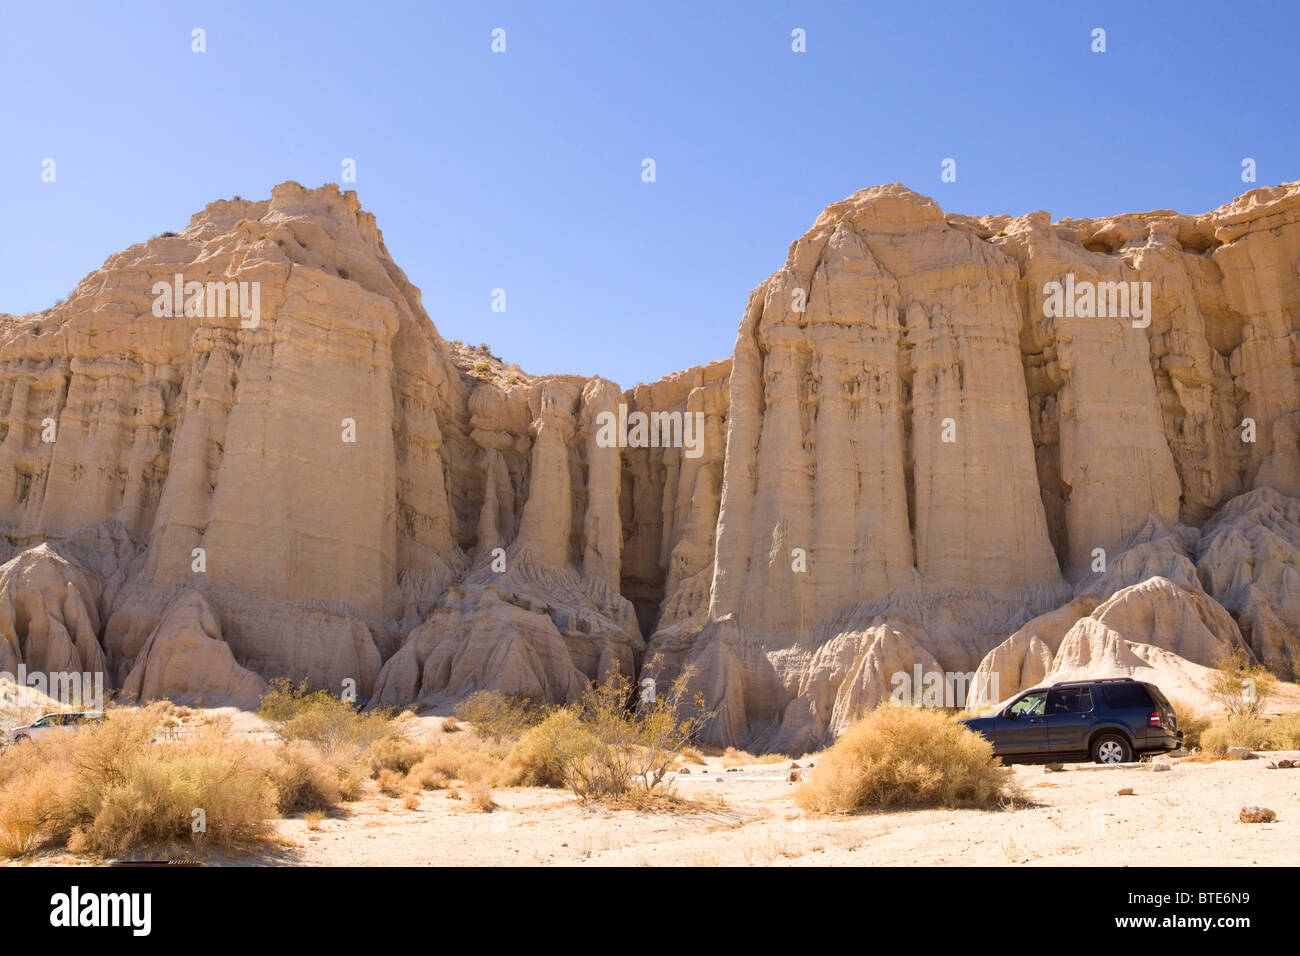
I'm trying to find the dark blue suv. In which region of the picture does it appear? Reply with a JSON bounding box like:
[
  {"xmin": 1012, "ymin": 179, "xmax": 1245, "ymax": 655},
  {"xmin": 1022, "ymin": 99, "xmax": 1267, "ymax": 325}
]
[{"xmin": 959, "ymin": 678, "xmax": 1182, "ymax": 764}]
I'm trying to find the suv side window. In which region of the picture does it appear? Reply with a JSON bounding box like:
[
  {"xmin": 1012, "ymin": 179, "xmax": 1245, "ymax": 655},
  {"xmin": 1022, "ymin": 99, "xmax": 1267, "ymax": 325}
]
[
  {"xmin": 1048, "ymin": 688, "xmax": 1094, "ymax": 714},
  {"xmin": 1009, "ymin": 692, "xmax": 1047, "ymax": 717},
  {"xmin": 1101, "ymin": 683, "xmax": 1154, "ymax": 709}
]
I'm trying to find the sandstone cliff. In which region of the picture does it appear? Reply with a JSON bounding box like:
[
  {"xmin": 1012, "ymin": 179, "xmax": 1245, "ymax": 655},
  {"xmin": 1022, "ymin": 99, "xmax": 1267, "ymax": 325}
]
[{"xmin": 0, "ymin": 180, "xmax": 1295, "ymax": 748}]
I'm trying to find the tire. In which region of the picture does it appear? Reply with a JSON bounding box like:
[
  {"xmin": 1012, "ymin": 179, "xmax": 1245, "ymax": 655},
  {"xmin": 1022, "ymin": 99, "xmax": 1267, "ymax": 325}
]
[{"xmin": 1091, "ymin": 733, "xmax": 1131, "ymax": 764}]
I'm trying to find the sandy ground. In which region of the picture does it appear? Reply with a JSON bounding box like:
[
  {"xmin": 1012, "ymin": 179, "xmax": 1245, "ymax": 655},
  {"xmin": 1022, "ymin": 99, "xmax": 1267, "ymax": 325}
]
[
  {"xmin": 15, "ymin": 750, "xmax": 1294, "ymax": 868},
  {"xmin": 259, "ymin": 753, "xmax": 1300, "ymax": 867},
  {"xmin": 5, "ymin": 696, "xmax": 1298, "ymax": 867}
]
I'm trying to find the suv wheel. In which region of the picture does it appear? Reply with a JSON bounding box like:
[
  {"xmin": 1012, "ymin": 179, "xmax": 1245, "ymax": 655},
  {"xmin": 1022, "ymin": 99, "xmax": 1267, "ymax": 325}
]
[{"xmin": 1092, "ymin": 733, "xmax": 1131, "ymax": 764}]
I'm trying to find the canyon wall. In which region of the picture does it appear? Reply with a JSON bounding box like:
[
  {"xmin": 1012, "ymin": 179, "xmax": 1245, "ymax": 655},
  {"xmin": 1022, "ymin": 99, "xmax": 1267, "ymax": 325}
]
[{"xmin": 0, "ymin": 180, "xmax": 1295, "ymax": 748}]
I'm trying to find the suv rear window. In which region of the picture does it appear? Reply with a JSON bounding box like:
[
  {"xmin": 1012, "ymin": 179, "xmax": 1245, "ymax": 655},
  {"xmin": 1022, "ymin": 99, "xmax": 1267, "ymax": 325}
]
[
  {"xmin": 1049, "ymin": 687, "xmax": 1094, "ymax": 714},
  {"xmin": 1100, "ymin": 683, "xmax": 1154, "ymax": 709}
]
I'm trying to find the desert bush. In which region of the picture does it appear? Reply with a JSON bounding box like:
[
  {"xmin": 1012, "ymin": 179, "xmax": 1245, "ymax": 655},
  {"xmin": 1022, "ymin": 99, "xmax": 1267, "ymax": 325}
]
[
  {"xmin": 796, "ymin": 705, "xmax": 1016, "ymax": 813},
  {"xmin": 1268, "ymin": 711, "xmax": 1300, "ymax": 750},
  {"xmin": 366, "ymin": 736, "xmax": 432, "ymax": 777},
  {"xmin": 266, "ymin": 740, "xmax": 359, "ymax": 813},
  {"xmin": 500, "ymin": 709, "xmax": 591, "ymax": 787},
  {"xmin": 1201, "ymin": 716, "xmax": 1272, "ymax": 753},
  {"xmin": 0, "ymin": 704, "xmax": 274, "ymax": 858},
  {"xmin": 376, "ymin": 769, "xmax": 408, "ymax": 797},
  {"xmin": 1168, "ymin": 697, "xmax": 1211, "ymax": 750},
  {"xmin": 465, "ymin": 781, "xmax": 497, "ymax": 812},
  {"xmin": 453, "ymin": 691, "xmax": 538, "ymax": 742},
  {"xmin": 258, "ymin": 679, "xmax": 398, "ymax": 750},
  {"xmin": 533, "ymin": 667, "xmax": 711, "ymax": 802},
  {"xmin": 1207, "ymin": 650, "xmax": 1275, "ymax": 718}
]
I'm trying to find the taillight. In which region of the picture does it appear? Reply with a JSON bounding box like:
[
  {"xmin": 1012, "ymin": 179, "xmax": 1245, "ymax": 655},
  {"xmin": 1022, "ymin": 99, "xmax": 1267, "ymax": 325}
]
[{"xmin": 1148, "ymin": 710, "xmax": 1162, "ymax": 728}]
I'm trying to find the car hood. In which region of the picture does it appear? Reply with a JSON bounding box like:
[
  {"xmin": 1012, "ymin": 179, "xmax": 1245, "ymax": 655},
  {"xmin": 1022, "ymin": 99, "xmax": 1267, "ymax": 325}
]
[{"xmin": 959, "ymin": 715, "xmax": 1000, "ymax": 734}]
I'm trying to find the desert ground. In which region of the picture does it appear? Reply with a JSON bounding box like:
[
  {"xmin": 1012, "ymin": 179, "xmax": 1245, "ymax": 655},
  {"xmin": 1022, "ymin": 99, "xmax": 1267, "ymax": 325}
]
[{"xmin": 4, "ymin": 705, "xmax": 1296, "ymax": 868}]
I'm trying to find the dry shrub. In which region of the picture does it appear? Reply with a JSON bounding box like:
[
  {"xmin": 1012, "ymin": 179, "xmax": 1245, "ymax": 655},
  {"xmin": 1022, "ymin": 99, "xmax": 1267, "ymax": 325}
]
[
  {"xmin": 366, "ymin": 736, "xmax": 433, "ymax": 777},
  {"xmin": 304, "ymin": 811, "xmax": 325, "ymax": 831},
  {"xmin": 402, "ymin": 793, "xmax": 421, "ymax": 810},
  {"xmin": 407, "ymin": 736, "xmax": 503, "ymax": 788},
  {"xmin": 1268, "ymin": 712, "xmax": 1300, "ymax": 750},
  {"xmin": 0, "ymin": 703, "xmax": 274, "ymax": 858},
  {"xmin": 796, "ymin": 705, "xmax": 1016, "ymax": 813},
  {"xmin": 441, "ymin": 717, "xmax": 462, "ymax": 733},
  {"xmin": 1207, "ymin": 651, "xmax": 1275, "ymax": 718},
  {"xmin": 465, "ymin": 781, "xmax": 497, "ymax": 812},
  {"xmin": 510, "ymin": 666, "xmax": 711, "ymax": 803},
  {"xmin": 266, "ymin": 739, "xmax": 359, "ymax": 813},
  {"xmin": 453, "ymin": 691, "xmax": 538, "ymax": 742},
  {"xmin": 1168, "ymin": 697, "xmax": 1211, "ymax": 750},
  {"xmin": 1202, "ymin": 716, "xmax": 1272, "ymax": 753},
  {"xmin": 376, "ymin": 769, "xmax": 408, "ymax": 797},
  {"xmin": 407, "ymin": 760, "xmax": 452, "ymax": 791},
  {"xmin": 258, "ymin": 679, "xmax": 398, "ymax": 750},
  {"xmin": 500, "ymin": 709, "xmax": 588, "ymax": 787}
]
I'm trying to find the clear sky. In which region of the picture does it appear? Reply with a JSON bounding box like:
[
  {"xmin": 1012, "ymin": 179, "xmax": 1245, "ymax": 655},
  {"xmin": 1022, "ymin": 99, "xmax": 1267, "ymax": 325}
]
[{"xmin": 2, "ymin": 1, "xmax": 1296, "ymax": 387}]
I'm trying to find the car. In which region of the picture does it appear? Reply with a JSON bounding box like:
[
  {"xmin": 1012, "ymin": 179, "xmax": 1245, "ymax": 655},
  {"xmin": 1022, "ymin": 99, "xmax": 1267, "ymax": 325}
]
[
  {"xmin": 8, "ymin": 710, "xmax": 105, "ymax": 745},
  {"xmin": 959, "ymin": 678, "xmax": 1182, "ymax": 764}
]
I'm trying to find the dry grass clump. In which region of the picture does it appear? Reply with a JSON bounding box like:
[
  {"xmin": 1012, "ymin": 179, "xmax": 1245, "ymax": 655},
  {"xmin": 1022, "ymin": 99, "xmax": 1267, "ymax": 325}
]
[
  {"xmin": 673, "ymin": 746, "xmax": 707, "ymax": 768},
  {"xmin": 1202, "ymin": 716, "xmax": 1272, "ymax": 754},
  {"xmin": 1268, "ymin": 711, "xmax": 1300, "ymax": 750},
  {"xmin": 721, "ymin": 747, "xmax": 788, "ymax": 768},
  {"xmin": 0, "ymin": 704, "xmax": 273, "ymax": 858},
  {"xmin": 796, "ymin": 705, "xmax": 1017, "ymax": 813},
  {"xmin": 1168, "ymin": 697, "xmax": 1211, "ymax": 750},
  {"xmin": 465, "ymin": 781, "xmax": 497, "ymax": 812}
]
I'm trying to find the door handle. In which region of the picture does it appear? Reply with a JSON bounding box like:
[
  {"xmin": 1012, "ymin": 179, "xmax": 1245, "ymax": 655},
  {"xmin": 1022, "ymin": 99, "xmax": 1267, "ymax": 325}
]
[{"xmin": 1081, "ymin": 714, "xmax": 1096, "ymax": 719}]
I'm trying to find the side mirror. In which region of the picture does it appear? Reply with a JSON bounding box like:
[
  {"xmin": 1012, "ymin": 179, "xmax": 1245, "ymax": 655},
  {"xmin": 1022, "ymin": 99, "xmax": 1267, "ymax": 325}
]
[{"xmin": 1001, "ymin": 709, "xmax": 1015, "ymax": 720}]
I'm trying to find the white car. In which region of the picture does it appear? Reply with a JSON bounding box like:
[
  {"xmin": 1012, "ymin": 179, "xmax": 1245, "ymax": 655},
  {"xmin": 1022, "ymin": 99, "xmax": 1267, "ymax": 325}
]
[{"xmin": 8, "ymin": 710, "xmax": 104, "ymax": 744}]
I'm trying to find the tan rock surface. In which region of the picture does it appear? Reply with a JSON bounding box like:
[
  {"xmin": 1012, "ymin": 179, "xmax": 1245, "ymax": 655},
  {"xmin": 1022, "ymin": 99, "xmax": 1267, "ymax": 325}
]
[{"xmin": 0, "ymin": 180, "xmax": 1296, "ymax": 747}]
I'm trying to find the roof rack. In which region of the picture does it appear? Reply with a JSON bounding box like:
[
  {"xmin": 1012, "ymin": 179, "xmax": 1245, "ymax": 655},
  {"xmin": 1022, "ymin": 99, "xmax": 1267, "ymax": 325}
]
[{"xmin": 1050, "ymin": 677, "xmax": 1136, "ymax": 687}]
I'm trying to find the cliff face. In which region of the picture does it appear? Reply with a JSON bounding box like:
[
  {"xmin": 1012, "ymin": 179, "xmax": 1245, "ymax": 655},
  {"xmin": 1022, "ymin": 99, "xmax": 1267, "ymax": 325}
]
[{"xmin": 0, "ymin": 181, "xmax": 1296, "ymax": 746}]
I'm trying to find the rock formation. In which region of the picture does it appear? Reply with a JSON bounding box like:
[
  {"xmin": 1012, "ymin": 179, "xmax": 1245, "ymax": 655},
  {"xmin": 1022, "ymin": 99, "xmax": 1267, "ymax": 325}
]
[{"xmin": 0, "ymin": 179, "xmax": 1296, "ymax": 747}]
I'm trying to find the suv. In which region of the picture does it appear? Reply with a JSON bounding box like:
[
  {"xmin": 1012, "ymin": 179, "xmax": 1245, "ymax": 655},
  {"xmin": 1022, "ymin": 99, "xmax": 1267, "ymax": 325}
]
[
  {"xmin": 959, "ymin": 678, "xmax": 1182, "ymax": 764},
  {"xmin": 8, "ymin": 710, "xmax": 105, "ymax": 745}
]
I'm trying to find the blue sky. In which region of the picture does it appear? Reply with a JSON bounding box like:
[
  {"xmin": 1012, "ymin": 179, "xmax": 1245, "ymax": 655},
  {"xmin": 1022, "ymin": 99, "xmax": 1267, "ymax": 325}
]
[{"xmin": 2, "ymin": 1, "xmax": 1296, "ymax": 387}]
